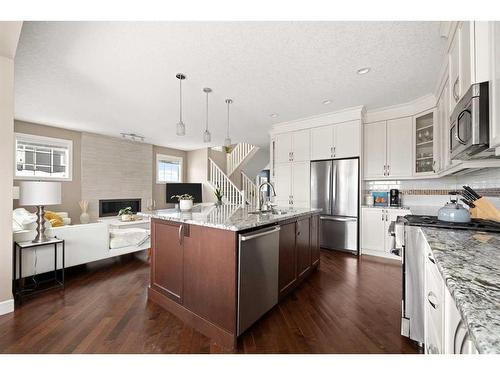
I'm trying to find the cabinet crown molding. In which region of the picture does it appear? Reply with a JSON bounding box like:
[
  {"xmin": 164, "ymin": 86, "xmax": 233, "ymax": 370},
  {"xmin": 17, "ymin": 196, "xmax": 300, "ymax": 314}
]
[
  {"xmin": 364, "ymin": 94, "xmax": 436, "ymax": 124},
  {"xmin": 269, "ymin": 105, "xmax": 365, "ymax": 135}
]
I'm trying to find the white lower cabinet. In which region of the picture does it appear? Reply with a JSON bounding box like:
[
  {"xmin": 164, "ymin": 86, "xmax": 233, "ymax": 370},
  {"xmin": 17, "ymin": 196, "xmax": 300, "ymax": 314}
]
[
  {"xmin": 424, "ymin": 248, "xmax": 444, "ymax": 354},
  {"xmin": 424, "ymin": 244, "xmax": 479, "ymax": 354},
  {"xmin": 361, "ymin": 207, "xmax": 410, "ymax": 257},
  {"xmin": 274, "ymin": 162, "xmax": 310, "ymax": 208}
]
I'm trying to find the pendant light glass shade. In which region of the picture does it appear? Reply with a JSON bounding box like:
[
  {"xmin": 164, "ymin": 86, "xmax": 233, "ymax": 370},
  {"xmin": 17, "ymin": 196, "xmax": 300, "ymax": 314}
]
[
  {"xmin": 224, "ymin": 98, "xmax": 233, "ymax": 147},
  {"xmin": 203, "ymin": 129, "xmax": 211, "ymax": 143},
  {"xmin": 203, "ymin": 88, "xmax": 212, "ymax": 143},
  {"xmin": 176, "ymin": 73, "xmax": 186, "ymax": 136},
  {"xmin": 176, "ymin": 121, "xmax": 185, "ymax": 136}
]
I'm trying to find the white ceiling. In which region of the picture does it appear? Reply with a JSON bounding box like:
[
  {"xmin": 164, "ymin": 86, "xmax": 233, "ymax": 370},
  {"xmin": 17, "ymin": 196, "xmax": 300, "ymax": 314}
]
[{"xmin": 14, "ymin": 21, "xmax": 444, "ymax": 150}]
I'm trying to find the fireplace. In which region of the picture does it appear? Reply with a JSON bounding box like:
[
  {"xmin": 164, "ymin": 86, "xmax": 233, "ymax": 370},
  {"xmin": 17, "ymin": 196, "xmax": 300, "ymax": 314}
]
[{"xmin": 99, "ymin": 198, "xmax": 141, "ymax": 217}]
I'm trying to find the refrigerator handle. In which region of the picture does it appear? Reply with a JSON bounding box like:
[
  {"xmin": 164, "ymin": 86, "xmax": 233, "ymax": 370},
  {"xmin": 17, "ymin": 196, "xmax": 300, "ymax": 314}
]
[{"xmin": 331, "ymin": 162, "xmax": 337, "ymax": 215}]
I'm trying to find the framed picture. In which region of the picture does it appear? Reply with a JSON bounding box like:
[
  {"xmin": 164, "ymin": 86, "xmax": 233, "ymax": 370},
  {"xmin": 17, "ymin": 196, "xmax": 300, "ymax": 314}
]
[{"xmin": 372, "ymin": 191, "xmax": 388, "ymax": 207}]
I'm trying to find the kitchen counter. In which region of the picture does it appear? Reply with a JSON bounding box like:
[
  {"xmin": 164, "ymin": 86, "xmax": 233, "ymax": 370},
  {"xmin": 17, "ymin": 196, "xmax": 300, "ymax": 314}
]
[
  {"xmin": 140, "ymin": 204, "xmax": 321, "ymax": 232},
  {"xmin": 421, "ymin": 227, "xmax": 500, "ymax": 354},
  {"xmin": 361, "ymin": 205, "xmax": 411, "ymax": 210}
]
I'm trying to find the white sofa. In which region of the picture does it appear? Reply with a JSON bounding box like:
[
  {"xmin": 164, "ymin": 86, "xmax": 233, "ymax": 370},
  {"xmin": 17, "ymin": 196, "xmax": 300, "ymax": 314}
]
[{"xmin": 13, "ymin": 209, "xmax": 150, "ymax": 278}]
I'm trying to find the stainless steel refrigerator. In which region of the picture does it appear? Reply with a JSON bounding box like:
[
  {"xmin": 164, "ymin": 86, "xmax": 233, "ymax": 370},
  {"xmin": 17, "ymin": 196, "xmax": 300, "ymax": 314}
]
[{"xmin": 310, "ymin": 158, "xmax": 359, "ymax": 254}]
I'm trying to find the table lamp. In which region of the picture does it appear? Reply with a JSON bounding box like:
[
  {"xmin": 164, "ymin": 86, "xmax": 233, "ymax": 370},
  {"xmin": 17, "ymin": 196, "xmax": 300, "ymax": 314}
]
[{"xmin": 19, "ymin": 181, "xmax": 62, "ymax": 243}]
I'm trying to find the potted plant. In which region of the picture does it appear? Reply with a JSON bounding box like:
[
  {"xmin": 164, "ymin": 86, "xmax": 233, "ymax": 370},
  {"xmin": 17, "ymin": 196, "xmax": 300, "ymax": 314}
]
[
  {"xmin": 214, "ymin": 186, "xmax": 224, "ymax": 205},
  {"xmin": 171, "ymin": 194, "xmax": 194, "ymax": 211},
  {"xmin": 118, "ymin": 206, "xmax": 134, "ymax": 221}
]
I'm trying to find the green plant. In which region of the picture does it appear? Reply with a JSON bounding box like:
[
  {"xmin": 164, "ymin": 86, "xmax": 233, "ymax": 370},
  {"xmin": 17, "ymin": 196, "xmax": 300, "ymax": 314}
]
[
  {"xmin": 118, "ymin": 207, "xmax": 133, "ymax": 216},
  {"xmin": 214, "ymin": 186, "xmax": 224, "ymax": 202},
  {"xmin": 171, "ymin": 194, "xmax": 194, "ymax": 202},
  {"xmin": 223, "ymin": 145, "xmax": 233, "ymax": 154}
]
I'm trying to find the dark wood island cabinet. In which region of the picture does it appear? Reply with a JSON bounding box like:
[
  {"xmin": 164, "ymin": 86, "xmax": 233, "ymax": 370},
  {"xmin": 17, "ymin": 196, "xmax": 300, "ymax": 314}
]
[{"xmin": 147, "ymin": 208, "xmax": 320, "ymax": 349}]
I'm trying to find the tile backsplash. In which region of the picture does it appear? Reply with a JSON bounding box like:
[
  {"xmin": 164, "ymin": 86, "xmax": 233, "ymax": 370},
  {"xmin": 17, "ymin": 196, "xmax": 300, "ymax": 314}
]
[{"xmin": 364, "ymin": 167, "xmax": 500, "ymax": 208}]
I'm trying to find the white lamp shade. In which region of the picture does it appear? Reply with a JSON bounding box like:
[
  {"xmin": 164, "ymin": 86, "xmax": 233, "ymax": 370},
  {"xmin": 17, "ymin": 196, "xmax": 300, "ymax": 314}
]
[{"xmin": 19, "ymin": 181, "xmax": 62, "ymax": 206}]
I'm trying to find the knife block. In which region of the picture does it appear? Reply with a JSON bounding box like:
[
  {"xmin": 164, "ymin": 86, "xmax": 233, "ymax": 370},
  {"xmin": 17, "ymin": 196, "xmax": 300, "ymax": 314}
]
[{"xmin": 470, "ymin": 197, "xmax": 500, "ymax": 221}]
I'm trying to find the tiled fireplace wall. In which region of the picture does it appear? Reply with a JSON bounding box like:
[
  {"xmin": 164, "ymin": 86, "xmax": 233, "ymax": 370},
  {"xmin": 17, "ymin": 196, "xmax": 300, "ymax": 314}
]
[{"xmin": 364, "ymin": 167, "xmax": 500, "ymax": 208}]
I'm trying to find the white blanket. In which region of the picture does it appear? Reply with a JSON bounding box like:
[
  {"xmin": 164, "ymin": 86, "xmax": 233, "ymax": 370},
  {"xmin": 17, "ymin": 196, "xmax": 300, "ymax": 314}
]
[{"xmin": 109, "ymin": 228, "xmax": 150, "ymax": 249}]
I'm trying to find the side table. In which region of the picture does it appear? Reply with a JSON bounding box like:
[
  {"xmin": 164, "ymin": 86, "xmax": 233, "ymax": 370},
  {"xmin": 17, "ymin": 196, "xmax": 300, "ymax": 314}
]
[{"xmin": 13, "ymin": 237, "xmax": 65, "ymax": 304}]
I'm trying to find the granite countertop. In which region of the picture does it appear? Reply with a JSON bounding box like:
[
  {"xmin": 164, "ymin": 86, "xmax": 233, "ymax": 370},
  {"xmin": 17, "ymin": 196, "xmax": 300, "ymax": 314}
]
[
  {"xmin": 420, "ymin": 227, "xmax": 500, "ymax": 354},
  {"xmin": 140, "ymin": 204, "xmax": 321, "ymax": 231}
]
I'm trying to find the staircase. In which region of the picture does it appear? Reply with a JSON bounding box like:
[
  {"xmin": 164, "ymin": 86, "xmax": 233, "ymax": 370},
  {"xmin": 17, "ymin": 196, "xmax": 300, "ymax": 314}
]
[
  {"xmin": 226, "ymin": 143, "xmax": 256, "ymax": 176},
  {"xmin": 207, "ymin": 143, "xmax": 262, "ymax": 206},
  {"xmin": 208, "ymin": 158, "xmax": 244, "ymax": 205},
  {"xmin": 241, "ymin": 171, "xmax": 259, "ymax": 207}
]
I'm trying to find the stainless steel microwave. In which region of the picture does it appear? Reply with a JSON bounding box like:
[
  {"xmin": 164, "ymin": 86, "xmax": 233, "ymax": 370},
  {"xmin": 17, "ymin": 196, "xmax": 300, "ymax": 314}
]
[{"xmin": 450, "ymin": 82, "xmax": 492, "ymax": 160}]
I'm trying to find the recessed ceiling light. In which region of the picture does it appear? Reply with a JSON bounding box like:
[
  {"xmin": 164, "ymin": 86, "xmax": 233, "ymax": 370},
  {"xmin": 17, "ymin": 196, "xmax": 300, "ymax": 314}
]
[
  {"xmin": 322, "ymin": 99, "xmax": 332, "ymax": 105},
  {"xmin": 270, "ymin": 113, "xmax": 279, "ymax": 118},
  {"xmin": 357, "ymin": 67, "xmax": 371, "ymax": 75}
]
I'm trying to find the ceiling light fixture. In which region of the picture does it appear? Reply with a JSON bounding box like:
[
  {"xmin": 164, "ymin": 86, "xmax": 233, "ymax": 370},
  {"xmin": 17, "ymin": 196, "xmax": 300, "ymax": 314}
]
[
  {"xmin": 270, "ymin": 113, "xmax": 279, "ymax": 118},
  {"xmin": 203, "ymin": 88, "xmax": 212, "ymax": 143},
  {"xmin": 322, "ymin": 99, "xmax": 332, "ymax": 105},
  {"xmin": 176, "ymin": 73, "xmax": 186, "ymax": 136},
  {"xmin": 120, "ymin": 132, "xmax": 144, "ymax": 142},
  {"xmin": 357, "ymin": 67, "xmax": 371, "ymax": 75},
  {"xmin": 224, "ymin": 98, "xmax": 233, "ymax": 147}
]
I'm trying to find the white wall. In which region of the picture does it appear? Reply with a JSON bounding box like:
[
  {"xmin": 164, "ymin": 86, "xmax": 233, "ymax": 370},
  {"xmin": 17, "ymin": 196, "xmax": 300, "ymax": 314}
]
[
  {"xmin": 187, "ymin": 148, "xmax": 215, "ymax": 203},
  {"xmin": 0, "ymin": 55, "xmax": 14, "ymax": 314}
]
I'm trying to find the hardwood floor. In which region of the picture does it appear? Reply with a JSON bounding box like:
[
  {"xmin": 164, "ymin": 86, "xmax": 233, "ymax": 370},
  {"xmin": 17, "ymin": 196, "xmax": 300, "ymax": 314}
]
[{"xmin": 0, "ymin": 250, "xmax": 420, "ymax": 354}]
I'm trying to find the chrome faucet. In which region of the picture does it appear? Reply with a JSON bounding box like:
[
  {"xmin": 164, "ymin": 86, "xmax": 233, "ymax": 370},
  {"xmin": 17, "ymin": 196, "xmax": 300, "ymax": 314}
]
[{"xmin": 258, "ymin": 181, "xmax": 276, "ymax": 212}]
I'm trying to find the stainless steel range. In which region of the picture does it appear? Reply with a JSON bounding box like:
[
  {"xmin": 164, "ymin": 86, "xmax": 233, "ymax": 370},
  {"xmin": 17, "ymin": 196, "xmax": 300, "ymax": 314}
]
[{"xmin": 393, "ymin": 215, "xmax": 500, "ymax": 345}]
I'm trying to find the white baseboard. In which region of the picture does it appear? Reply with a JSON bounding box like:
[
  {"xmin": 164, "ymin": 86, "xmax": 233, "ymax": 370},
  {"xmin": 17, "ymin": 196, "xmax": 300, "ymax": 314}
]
[
  {"xmin": 361, "ymin": 248, "xmax": 402, "ymax": 261},
  {"xmin": 0, "ymin": 298, "xmax": 14, "ymax": 316}
]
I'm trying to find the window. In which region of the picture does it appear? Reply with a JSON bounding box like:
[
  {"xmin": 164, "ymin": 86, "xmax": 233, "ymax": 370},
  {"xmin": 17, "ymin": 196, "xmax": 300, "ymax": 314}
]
[
  {"xmin": 156, "ymin": 154, "xmax": 183, "ymax": 183},
  {"xmin": 15, "ymin": 133, "xmax": 73, "ymax": 181}
]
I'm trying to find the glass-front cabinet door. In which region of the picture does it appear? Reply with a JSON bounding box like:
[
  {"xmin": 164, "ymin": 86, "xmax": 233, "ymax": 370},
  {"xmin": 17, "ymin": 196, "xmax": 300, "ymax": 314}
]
[{"xmin": 414, "ymin": 109, "xmax": 438, "ymax": 175}]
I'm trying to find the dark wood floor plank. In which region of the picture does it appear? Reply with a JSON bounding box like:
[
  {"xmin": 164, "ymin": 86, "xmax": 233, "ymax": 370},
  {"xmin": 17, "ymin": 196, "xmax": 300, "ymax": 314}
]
[{"xmin": 0, "ymin": 250, "xmax": 419, "ymax": 354}]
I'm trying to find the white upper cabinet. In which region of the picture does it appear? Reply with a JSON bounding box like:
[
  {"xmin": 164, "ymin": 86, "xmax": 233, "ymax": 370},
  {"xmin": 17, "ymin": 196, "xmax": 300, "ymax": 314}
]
[
  {"xmin": 310, "ymin": 125, "xmax": 334, "ymax": 160},
  {"xmin": 414, "ymin": 109, "xmax": 438, "ymax": 176},
  {"xmin": 275, "ymin": 133, "xmax": 292, "ymax": 164},
  {"xmin": 275, "ymin": 130, "xmax": 311, "ymax": 163},
  {"xmin": 437, "ymin": 81, "xmax": 452, "ymax": 172},
  {"xmin": 459, "ymin": 22, "xmax": 472, "ymax": 95},
  {"xmin": 334, "ymin": 120, "xmax": 361, "ymax": 159},
  {"xmin": 364, "ymin": 118, "xmax": 413, "ymax": 179},
  {"xmin": 364, "ymin": 121, "xmax": 387, "ymax": 179},
  {"xmin": 291, "ymin": 129, "xmax": 311, "ymax": 162},
  {"xmin": 387, "ymin": 117, "xmax": 413, "ymax": 178},
  {"xmin": 449, "ymin": 34, "xmax": 460, "ymax": 111},
  {"xmin": 311, "ymin": 121, "xmax": 361, "ymax": 160},
  {"xmin": 490, "ymin": 22, "xmax": 500, "ymax": 150}
]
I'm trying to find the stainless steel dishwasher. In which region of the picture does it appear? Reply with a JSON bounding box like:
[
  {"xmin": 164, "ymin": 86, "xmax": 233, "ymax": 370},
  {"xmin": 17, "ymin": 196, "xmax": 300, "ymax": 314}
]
[{"xmin": 237, "ymin": 225, "xmax": 280, "ymax": 336}]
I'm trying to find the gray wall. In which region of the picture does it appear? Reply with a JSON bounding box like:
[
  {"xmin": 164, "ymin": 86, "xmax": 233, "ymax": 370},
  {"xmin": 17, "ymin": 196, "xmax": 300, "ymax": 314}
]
[
  {"xmin": 14, "ymin": 120, "xmax": 82, "ymax": 221},
  {"xmin": 153, "ymin": 145, "xmax": 188, "ymax": 209},
  {"xmin": 13, "ymin": 121, "xmax": 188, "ymax": 221}
]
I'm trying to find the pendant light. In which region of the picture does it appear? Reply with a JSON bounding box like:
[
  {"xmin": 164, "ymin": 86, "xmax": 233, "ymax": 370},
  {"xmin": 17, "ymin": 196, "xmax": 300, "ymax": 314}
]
[
  {"xmin": 224, "ymin": 98, "xmax": 233, "ymax": 147},
  {"xmin": 176, "ymin": 73, "xmax": 186, "ymax": 136},
  {"xmin": 203, "ymin": 88, "xmax": 212, "ymax": 143}
]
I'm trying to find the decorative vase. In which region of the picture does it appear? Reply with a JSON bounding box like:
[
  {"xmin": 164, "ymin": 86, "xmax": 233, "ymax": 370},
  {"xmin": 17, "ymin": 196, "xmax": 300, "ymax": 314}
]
[
  {"xmin": 121, "ymin": 214, "xmax": 133, "ymax": 221},
  {"xmin": 179, "ymin": 199, "xmax": 193, "ymax": 211},
  {"xmin": 80, "ymin": 212, "xmax": 90, "ymax": 224},
  {"xmin": 216, "ymin": 199, "xmax": 223, "ymax": 206}
]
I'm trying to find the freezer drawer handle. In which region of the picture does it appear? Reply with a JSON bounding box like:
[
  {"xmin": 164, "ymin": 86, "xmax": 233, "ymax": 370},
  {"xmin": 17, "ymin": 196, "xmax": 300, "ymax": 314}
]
[
  {"xmin": 320, "ymin": 216, "xmax": 357, "ymax": 222},
  {"xmin": 240, "ymin": 226, "xmax": 281, "ymax": 242}
]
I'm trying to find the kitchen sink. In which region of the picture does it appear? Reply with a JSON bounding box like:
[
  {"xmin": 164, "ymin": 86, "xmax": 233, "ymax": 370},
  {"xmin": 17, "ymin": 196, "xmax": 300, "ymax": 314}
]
[{"xmin": 248, "ymin": 209, "xmax": 288, "ymax": 215}]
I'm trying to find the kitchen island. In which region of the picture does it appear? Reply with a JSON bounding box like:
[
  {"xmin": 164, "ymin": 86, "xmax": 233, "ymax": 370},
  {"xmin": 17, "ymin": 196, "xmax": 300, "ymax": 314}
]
[{"xmin": 142, "ymin": 205, "xmax": 321, "ymax": 349}]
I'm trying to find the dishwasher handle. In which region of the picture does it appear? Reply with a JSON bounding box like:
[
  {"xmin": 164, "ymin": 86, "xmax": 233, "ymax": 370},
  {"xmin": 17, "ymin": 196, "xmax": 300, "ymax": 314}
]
[{"xmin": 240, "ymin": 226, "xmax": 281, "ymax": 241}]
